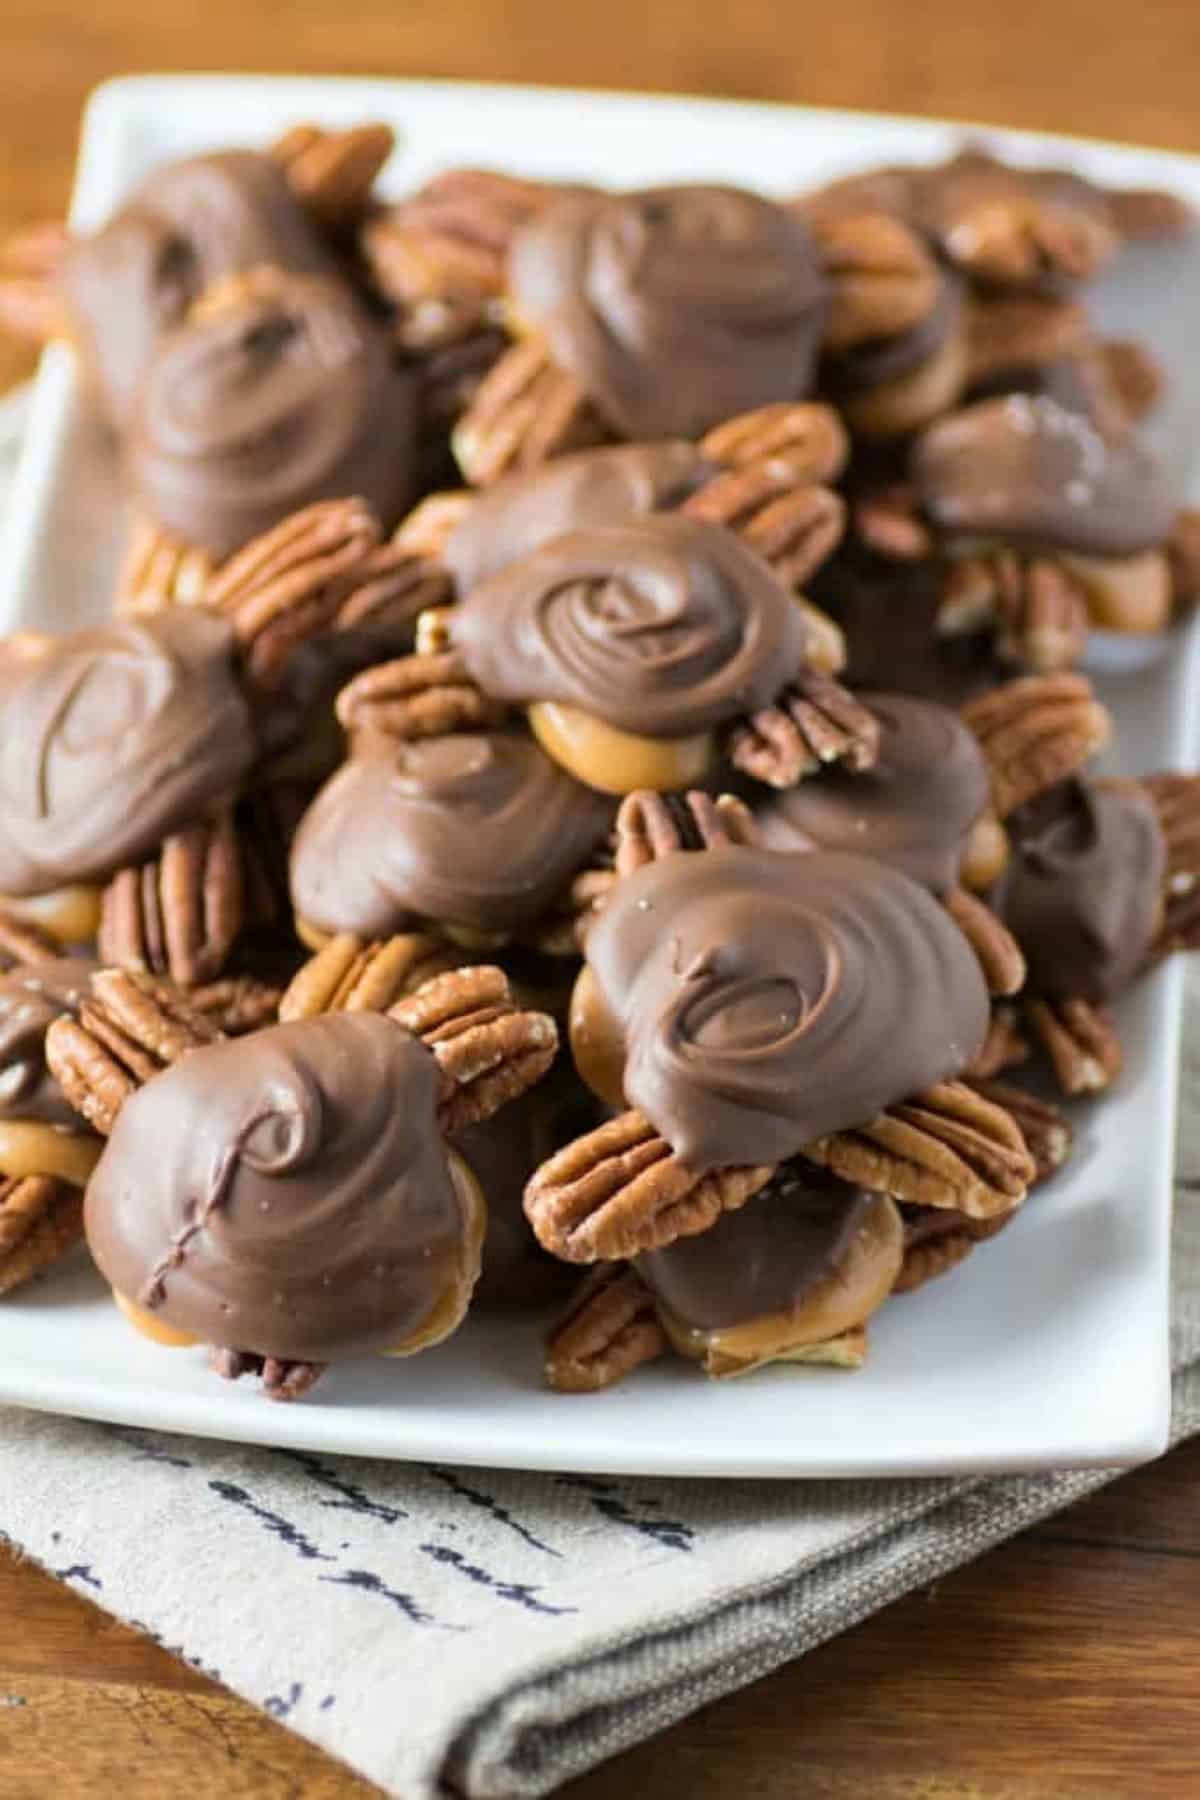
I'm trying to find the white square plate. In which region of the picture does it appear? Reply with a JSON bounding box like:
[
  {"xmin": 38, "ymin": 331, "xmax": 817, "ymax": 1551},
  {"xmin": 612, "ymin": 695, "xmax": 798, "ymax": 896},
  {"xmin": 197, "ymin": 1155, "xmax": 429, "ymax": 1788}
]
[{"xmin": 0, "ymin": 76, "xmax": 1197, "ymax": 1477}]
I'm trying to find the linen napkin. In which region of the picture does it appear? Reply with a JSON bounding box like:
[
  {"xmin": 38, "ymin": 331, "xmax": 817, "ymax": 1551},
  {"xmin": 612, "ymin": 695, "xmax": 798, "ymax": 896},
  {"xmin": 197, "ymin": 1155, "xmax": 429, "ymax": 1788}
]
[{"xmin": 0, "ymin": 384, "xmax": 1197, "ymax": 1800}]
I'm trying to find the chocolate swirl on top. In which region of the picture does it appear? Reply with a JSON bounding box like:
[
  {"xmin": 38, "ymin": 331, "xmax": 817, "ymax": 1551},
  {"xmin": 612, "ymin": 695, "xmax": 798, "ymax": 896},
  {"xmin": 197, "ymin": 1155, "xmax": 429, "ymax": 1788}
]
[
  {"xmin": 85, "ymin": 1014, "xmax": 472, "ymax": 1362},
  {"xmin": 587, "ymin": 844, "xmax": 990, "ymax": 1169},
  {"xmin": 508, "ymin": 185, "xmax": 828, "ymax": 439},
  {"xmin": 638, "ymin": 1165, "xmax": 873, "ymax": 1330},
  {"xmin": 443, "ymin": 442, "xmax": 713, "ymax": 594},
  {"xmin": 63, "ymin": 151, "xmax": 335, "ymax": 430},
  {"xmin": 0, "ymin": 958, "xmax": 96, "ymax": 1128},
  {"xmin": 128, "ymin": 273, "xmax": 417, "ymax": 557},
  {"xmin": 757, "ymin": 692, "xmax": 989, "ymax": 893},
  {"xmin": 451, "ymin": 514, "xmax": 809, "ymax": 737},
  {"xmin": 998, "ymin": 778, "xmax": 1165, "ymax": 1001},
  {"xmin": 912, "ymin": 395, "xmax": 1176, "ymax": 557},
  {"xmin": 290, "ymin": 732, "xmax": 613, "ymax": 937},
  {"xmin": 0, "ymin": 614, "xmax": 254, "ymax": 896}
]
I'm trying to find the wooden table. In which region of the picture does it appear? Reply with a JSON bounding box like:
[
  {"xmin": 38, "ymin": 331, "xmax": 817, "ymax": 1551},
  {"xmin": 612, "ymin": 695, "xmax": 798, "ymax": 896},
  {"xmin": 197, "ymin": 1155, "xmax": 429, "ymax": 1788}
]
[{"xmin": 3, "ymin": 3, "xmax": 1200, "ymax": 1792}]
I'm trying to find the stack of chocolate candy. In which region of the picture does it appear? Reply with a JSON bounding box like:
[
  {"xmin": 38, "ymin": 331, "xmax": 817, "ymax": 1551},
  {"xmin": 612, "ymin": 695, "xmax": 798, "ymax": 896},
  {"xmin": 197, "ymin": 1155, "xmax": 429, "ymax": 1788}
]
[{"xmin": 0, "ymin": 126, "xmax": 1196, "ymax": 1401}]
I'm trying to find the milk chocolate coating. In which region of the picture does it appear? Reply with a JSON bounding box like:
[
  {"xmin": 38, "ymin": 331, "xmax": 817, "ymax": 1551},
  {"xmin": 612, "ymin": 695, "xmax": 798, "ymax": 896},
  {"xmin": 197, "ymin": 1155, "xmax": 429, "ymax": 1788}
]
[
  {"xmin": 998, "ymin": 779, "xmax": 1165, "ymax": 1001},
  {"xmin": 0, "ymin": 958, "xmax": 96, "ymax": 1128},
  {"xmin": 128, "ymin": 273, "xmax": 417, "ymax": 558},
  {"xmin": 757, "ymin": 692, "xmax": 989, "ymax": 893},
  {"xmin": 63, "ymin": 151, "xmax": 335, "ymax": 430},
  {"xmin": 638, "ymin": 1165, "xmax": 873, "ymax": 1330},
  {"xmin": 508, "ymin": 185, "xmax": 828, "ymax": 439},
  {"xmin": 443, "ymin": 442, "xmax": 713, "ymax": 594},
  {"xmin": 85, "ymin": 1014, "xmax": 470, "ymax": 1362},
  {"xmin": 290, "ymin": 733, "xmax": 613, "ymax": 937},
  {"xmin": 0, "ymin": 613, "xmax": 254, "ymax": 896},
  {"xmin": 912, "ymin": 395, "xmax": 1176, "ymax": 557},
  {"xmin": 451, "ymin": 514, "xmax": 808, "ymax": 737},
  {"xmin": 587, "ymin": 845, "xmax": 990, "ymax": 1169}
]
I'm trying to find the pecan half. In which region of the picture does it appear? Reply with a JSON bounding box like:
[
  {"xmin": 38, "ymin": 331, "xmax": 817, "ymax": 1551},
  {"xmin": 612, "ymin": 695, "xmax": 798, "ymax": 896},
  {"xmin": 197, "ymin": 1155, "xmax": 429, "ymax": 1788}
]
[
  {"xmin": 332, "ymin": 535, "xmax": 453, "ymax": 646},
  {"xmin": 525, "ymin": 1109, "xmax": 775, "ymax": 1263},
  {"xmin": 811, "ymin": 212, "xmax": 943, "ymax": 353},
  {"xmin": 0, "ymin": 905, "xmax": 58, "ymax": 971},
  {"xmin": 805, "ymin": 1080, "xmax": 1034, "ymax": 1220},
  {"xmin": 270, "ymin": 122, "xmax": 394, "ymax": 232},
  {"xmin": 98, "ymin": 809, "xmax": 244, "ymax": 988},
  {"xmin": 614, "ymin": 789, "xmax": 759, "ymax": 876},
  {"xmin": 188, "ymin": 977, "xmax": 282, "ymax": 1035},
  {"xmin": 1143, "ymin": 772, "xmax": 1200, "ymax": 903},
  {"xmin": 544, "ymin": 1264, "xmax": 668, "ymax": 1392},
  {"xmin": 206, "ymin": 497, "xmax": 382, "ymax": 692},
  {"xmin": 697, "ymin": 402, "xmax": 849, "ymax": 486},
  {"xmin": 892, "ymin": 1206, "xmax": 1010, "ymax": 1295},
  {"xmin": 943, "ymin": 197, "xmax": 1117, "ymax": 289},
  {"xmin": 1024, "ymin": 995, "xmax": 1122, "ymax": 1096},
  {"xmin": 851, "ymin": 484, "xmax": 934, "ymax": 562},
  {"xmin": 335, "ymin": 645, "xmax": 505, "ymax": 744},
  {"xmin": 115, "ymin": 517, "xmax": 216, "ymax": 617},
  {"xmin": 964, "ymin": 294, "xmax": 1090, "ymax": 386},
  {"xmin": 362, "ymin": 168, "xmax": 563, "ymax": 329},
  {"xmin": 727, "ymin": 671, "xmax": 880, "ymax": 789},
  {"xmin": 683, "ymin": 468, "xmax": 847, "ymax": 598},
  {"xmin": 389, "ymin": 965, "xmax": 558, "ymax": 1133},
  {"xmin": 937, "ymin": 553, "xmax": 1089, "ymax": 674},
  {"xmin": 452, "ymin": 336, "xmax": 607, "ymax": 485},
  {"xmin": 963, "ymin": 1077, "xmax": 1073, "ymax": 1184},
  {"xmin": 961, "ymin": 672, "xmax": 1112, "ymax": 819},
  {"xmin": 965, "ymin": 1004, "xmax": 1032, "ymax": 1079},
  {"xmin": 942, "ymin": 887, "xmax": 1026, "ymax": 998},
  {"xmin": 45, "ymin": 970, "xmax": 220, "ymax": 1136},
  {"xmin": 211, "ymin": 1346, "xmax": 327, "ymax": 1403},
  {"xmin": 0, "ymin": 220, "xmax": 71, "ymax": 342},
  {"xmin": 279, "ymin": 931, "xmax": 466, "ymax": 1021},
  {"xmin": 0, "ymin": 1176, "xmax": 83, "ymax": 1297}
]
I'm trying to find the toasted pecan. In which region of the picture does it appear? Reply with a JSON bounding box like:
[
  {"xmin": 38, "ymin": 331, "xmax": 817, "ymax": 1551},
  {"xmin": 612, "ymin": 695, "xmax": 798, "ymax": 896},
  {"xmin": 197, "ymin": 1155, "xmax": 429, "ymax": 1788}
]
[
  {"xmin": 270, "ymin": 122, "xmax": 394, "ymax": 231},
  {"xmin": 0, "ymin": 905, "xmax": 59, "ymax": 972},
  {"xmin": 45, "ymin": 970, "xmax": 220, "ymax": 1136},
  {"xmin": 614, "ymin": 789, "xmax": 759, "ymax": 876},
  {"xmin": 98, "ymin": 809, "xmax": 244, "ymax": 988},
  {"xmin": 964, "ymin": 294, "xmax": 1091, "ymax": 386},
  {"xmin": 851, "ymin": 484, "xmax": 934, "ymax": 562},
  {"xmin": 1024, "ymin": 994, "xmax": 1123, "ymax": 1096},
  {"xmin": 452, "ymin": 336, "xmax": 607, "ymax": 485},
  {"xmin": 115, "ymin": 517, "xmax": 216, "ymax": 617},
  {"xmin": 943, "ymin": 194, "xmax": 1117, "ymax": 289},
  {"xmin": 727, "ymin": 670, "xmax": 880, "ymax": 789},
  {"xmin": 942, "ymin": 887, "xmax": 1026, "ymax": 998},
  {"xmin": 697, "ymin": 401, "xmax": 849, "ymax": 486},
  {"xmin": 0, "ymin": 1176, "xmax": 84, "ymax": 1297},
  {"xmin": 389, "ymin": 965, "xmax": 558, "ymax": 1133},
  {"xmin": 961, "ymin": 672, "xmax": 1112, "ymax": 819},
  {"xmin": 892, "ymin": 1205, "xmax": 1011, "ymax": 1295},
  {"xmin": 187, "ymin": 976, "xmax": 282, "ymax": 1035},
  {"xmin": 804, "ymin": 1080, "xmax": 1034, "ymax": 1220},
  {"xmin": 1145, "ymin": 773, "xmax": 1200, "ymax": 958},
  {"xmin": 206, "ymin": 497, "xmax": 382, "ymax": 692},
  {"xmin": 937, "ymin": 552, "xmax": 1090, "ymax": 674},
  {"xmin": 279, "ymin": 931, "xmax": 466, "ymax": 1021},
  {"xmin": 545, "ymin": 1264, "xmax": 668, "ymax": 1392},
  {"xmin": 965, "ymin": 1004, "xmax": 1032, "ymax": 1079},
  {"xmin": 211, "ymin": 1346, "xmax": 327, "ymax": 1403},
  {"xmin": 525, "ymin": 1108, "xmax": 775, "ymax": 1264},
  {"xmin": 1167, "ymin": 509, "xmax": 1200, "ymax": 611},
  {"xmin": 335, "ymin": 646, "xmax": 506, "ymax": 744},
  {"xmin": 811, "ymin": 212, "xmax": 943, "ymax": 354},
  {"xmin": 963, "ymin": 1077, "xmax": 1073, "ymax": 1184},
  {"xmin": 683, "ymin": 467, "xmax": 847, "ymax": 599}
]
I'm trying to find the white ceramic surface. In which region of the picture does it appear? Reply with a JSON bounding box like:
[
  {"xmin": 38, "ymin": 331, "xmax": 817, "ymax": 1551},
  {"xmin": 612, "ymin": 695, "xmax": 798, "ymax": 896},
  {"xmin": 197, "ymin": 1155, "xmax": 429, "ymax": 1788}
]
[{"xmin": 0, "ymin": 76, "xmax": 1197, "ymax": 1476}]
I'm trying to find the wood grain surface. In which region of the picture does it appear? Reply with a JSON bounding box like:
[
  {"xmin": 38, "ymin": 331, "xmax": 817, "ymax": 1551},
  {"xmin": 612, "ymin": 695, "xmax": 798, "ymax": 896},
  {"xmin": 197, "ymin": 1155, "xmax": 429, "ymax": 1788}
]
[{"xmin": 3, "ymin": 3, "xmax": 1200, "ymax": 1793}]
